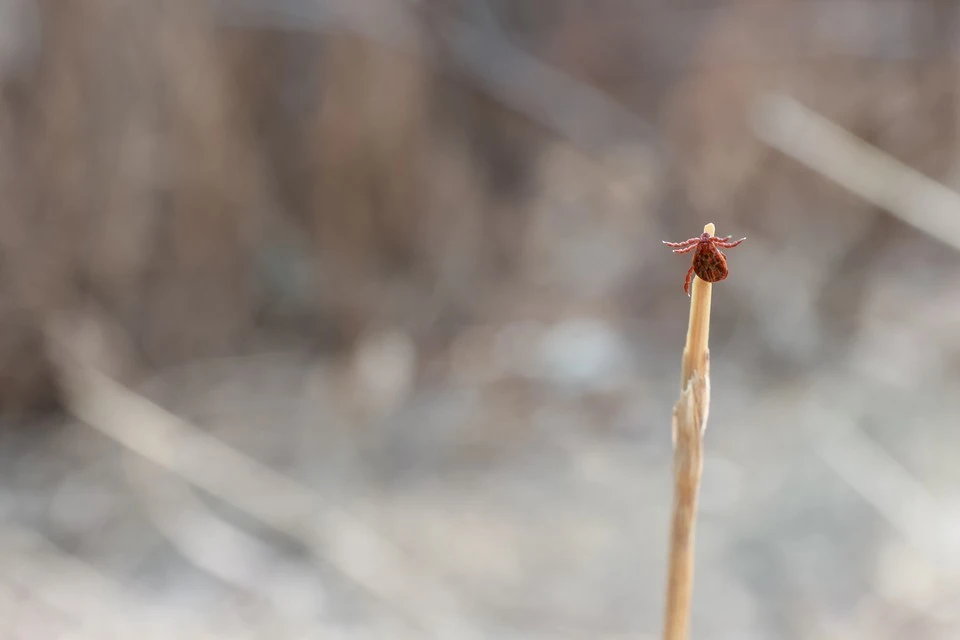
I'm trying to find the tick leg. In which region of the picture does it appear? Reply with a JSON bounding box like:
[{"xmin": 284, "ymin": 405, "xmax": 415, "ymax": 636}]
[
  {"xmin": 683, "ymin": 265, "xmax": 695, "ymax": 296},
  {"xmin": 714, "ymin": 237, "xmax": 746, "ymax": 248},
  {"xmin": 671, "ymin": 244, "xmax": 697, "ymax": 254},
  {"xmin": 662, "ymin": 239, "xmax": 698, "ymax": 248}
]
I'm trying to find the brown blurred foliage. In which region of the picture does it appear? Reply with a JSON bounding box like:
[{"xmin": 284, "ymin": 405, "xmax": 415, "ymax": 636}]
[
  {"xmin": 0, "ymin": 0, "xmax": 547, "ymax": 415},
  {"xmin": 2, "ymin": 0, "xmax": 960, "ymax": 417}
]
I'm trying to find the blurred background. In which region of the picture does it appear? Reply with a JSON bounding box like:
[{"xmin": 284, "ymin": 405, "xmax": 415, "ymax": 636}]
[{"xmin": 1, "ymin": 0, "xmax": 960, "ymax": 638}]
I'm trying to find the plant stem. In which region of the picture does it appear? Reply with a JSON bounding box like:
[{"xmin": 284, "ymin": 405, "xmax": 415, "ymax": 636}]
[{"xmin": 663, "ymin": 222, "xmax": 714, "ymax": 640}]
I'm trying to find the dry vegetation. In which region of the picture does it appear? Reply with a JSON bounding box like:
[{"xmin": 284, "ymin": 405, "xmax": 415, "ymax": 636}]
[{"xmin": 1, "ymin": 1, "xmax": 960, "ymax": 638}]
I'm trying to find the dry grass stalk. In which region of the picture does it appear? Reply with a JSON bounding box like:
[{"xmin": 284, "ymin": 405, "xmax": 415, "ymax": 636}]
[
  {"xmin": 663, "ymin": 222, "xmax": 714, "ymax": 640},
  {"xmin": 752, "ymin": 93, "xmax": 960, "ymax": 253},
  {"xmin": 43, "ymin": 313, "xmax": 472, "ymax": 639}
]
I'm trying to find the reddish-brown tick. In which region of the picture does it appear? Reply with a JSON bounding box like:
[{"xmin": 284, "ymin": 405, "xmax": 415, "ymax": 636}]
[{"xmin": 662, "ymin": 232, "xmax": 746, "ymax": 296}]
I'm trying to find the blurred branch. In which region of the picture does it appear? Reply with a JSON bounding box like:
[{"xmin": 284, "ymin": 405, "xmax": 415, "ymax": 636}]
[
  {"xmin": 814, "ymin": 414, "xmax": 957, "ymax": 571},
  {"xmin": 0, "ymin": 526, "xmax": 150, "ymax": 636},
  {"xmin": 215, "ymin": 0, "xmax": 664, "ymax": 157},
  {"xmin": 440, "ymin": 18, "xmax": 662, "ymax": 155},
  {"xmin": 752, "ymin": 93, "xmax": 960, "ymax": 253},
  {"xmin": 125, "ymin": 452, "xmax": 328, "ymax": 622},
  {"xmin": 45, "ymin": 313, "xmax": 480, "ymax": 640},
  {"xmin": 0, "ymin": 524, "xmax": 322, "ymax": 637},
  {"xmin": 813, "ymin": 411, "xmax": 960, "ymax": 633}
]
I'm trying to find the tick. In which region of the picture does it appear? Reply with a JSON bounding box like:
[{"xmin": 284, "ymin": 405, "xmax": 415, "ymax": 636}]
[{"xmin": 662, "ymin": 232, "xmax": 746, "ymax": 296}]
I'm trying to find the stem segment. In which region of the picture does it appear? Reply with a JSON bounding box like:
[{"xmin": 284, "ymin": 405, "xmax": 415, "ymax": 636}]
[{"xmin": 663, "ymin": 222, "xmax": 713, "ymax": 640}]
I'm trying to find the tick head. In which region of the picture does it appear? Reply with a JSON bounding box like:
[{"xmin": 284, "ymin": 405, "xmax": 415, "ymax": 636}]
[{"xmin": 699, "ymin": 232, "xmax": 712, "ymax": 243}]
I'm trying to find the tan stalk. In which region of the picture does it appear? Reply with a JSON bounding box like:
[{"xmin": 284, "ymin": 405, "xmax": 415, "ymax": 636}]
[{"xmin": 662, "ymin": 222, "xmax": 714, "ymax": 640}]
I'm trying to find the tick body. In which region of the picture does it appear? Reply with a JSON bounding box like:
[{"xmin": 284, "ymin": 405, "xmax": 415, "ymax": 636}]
[{"xmin": 662, "ymin": 232, "xmax": 746, "ymax": 296}]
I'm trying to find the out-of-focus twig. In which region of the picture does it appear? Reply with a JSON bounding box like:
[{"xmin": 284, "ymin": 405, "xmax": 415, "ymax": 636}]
[
  {"xmin": 441, "ymin": 19, "xmax": 661, "ymax": 155},
  {"xmin": 0, "ymin": 526, "xmax": 170, "ymax": 638},
  {"xmin": 663, "ymin": 223, "xmax": 713, "ymax": 640},
  {"xmin": 45, "ymin": 315, "xmax": 478, "ymax": 640},
  {"xmin": 0, "ymin": 526, "xmax": 128, "ymax": 612},
  {"xmin": 811, "ymin": 408, "xmax": 958, "ymax": 571},
  {"xmin": 125, "ymin": 453, "xmax": 328, "ymax": 621},
  {"xmin": 215, "ymin": 0, "xmax": 663, "ymax": 157},
  {"xmin": 753, "ymin": 93, "xmax": 960, "ymax": 253},
  {"xmin": 807, "ymin": 398, "xmax": 960, "ymax": 636}
]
